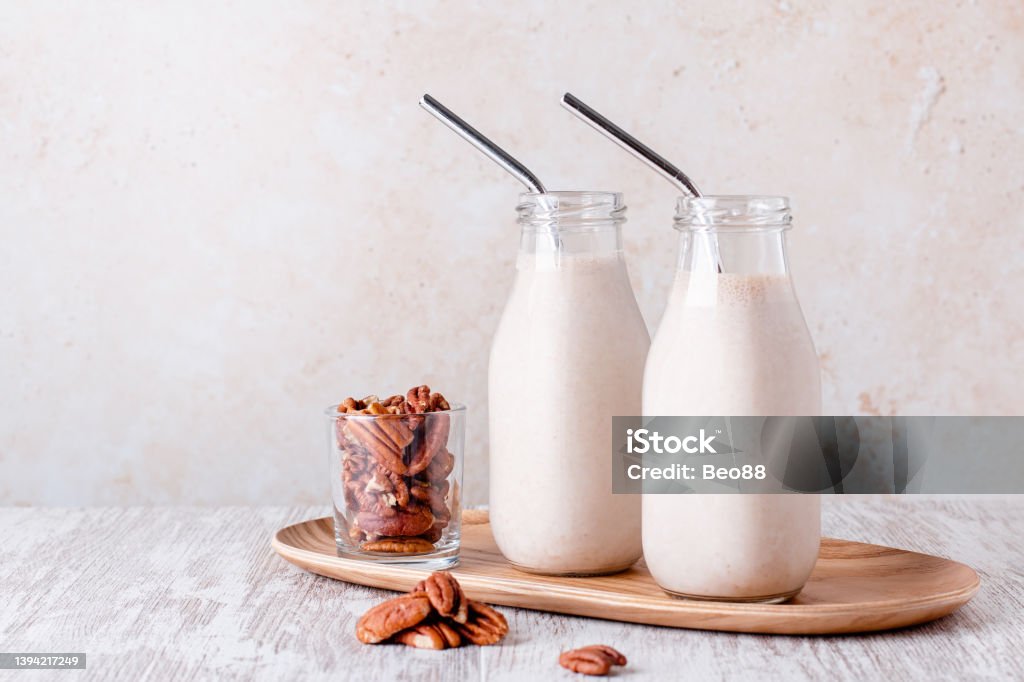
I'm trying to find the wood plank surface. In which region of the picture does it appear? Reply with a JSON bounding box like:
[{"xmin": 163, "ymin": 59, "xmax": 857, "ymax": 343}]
[{"xmin": 0, "ymin": 497, "xmax": 1020, "ymax": 680}]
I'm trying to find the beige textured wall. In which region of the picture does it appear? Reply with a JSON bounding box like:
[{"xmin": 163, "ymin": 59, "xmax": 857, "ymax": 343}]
[{"xmin": 1, "ymin": 2, "xmax": 1021, "ymax": 505}]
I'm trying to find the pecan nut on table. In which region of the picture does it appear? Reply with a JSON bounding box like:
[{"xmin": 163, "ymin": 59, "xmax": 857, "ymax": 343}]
[
  {"xmin": 355, "ymin": 571, "xmax": 509, "ymax": 650},
  {"xmin": 559, "ymin": 645, "xmax": 629, "ymax": 676},
  {"xmin": 355, "ymin": 572, "xmax": 628, "ymax": 675},
  {"xmin": 338, "ymin": 385, "xmax": 456, "ymax": 552}
]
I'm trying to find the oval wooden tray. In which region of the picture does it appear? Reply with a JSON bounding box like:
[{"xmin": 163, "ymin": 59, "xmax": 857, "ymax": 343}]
[{"xmin": 272, "ymin": 511, "xmax": 980, "ymax": 635}]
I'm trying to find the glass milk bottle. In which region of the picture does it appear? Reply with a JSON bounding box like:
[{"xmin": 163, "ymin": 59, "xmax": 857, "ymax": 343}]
[
  {"xmin": 642, "ymin": 195, "xmax": 821, "ymax": 601},
  {"xmin": 489, "ymin": 191, "xmax": 649, "ymax": 575}
]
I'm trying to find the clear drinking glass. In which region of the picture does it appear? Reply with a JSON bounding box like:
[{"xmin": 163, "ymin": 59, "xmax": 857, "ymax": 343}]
[
  {"xmin": 642, "ymin": 195, "xmax": 821, "ymax": 602},
  {"xmin": 326, "ymin": 403, "xmax": 466, "ymax": 568}
]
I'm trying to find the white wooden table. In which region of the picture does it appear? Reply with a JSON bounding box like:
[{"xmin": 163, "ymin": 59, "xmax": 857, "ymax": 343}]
[{"xmin": 1, "ymin": 497, "xmax": 1020, "ymax": 681}]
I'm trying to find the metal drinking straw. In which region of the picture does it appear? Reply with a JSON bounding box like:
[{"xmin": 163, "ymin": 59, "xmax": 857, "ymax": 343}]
[
  {"xmin": 419, "ymin": 94, "xmax": 547, "ymax": 194},
  {"xmin": 560, "ymin": 93, "xmax": 720, "ymax": 270},
  {"xmin": 560, "ymin": 93, "xmax": 701, "ymax": 198},
  {"xmin": 420, "ymin": 94, "xmax": 562, "ymax": 251}
]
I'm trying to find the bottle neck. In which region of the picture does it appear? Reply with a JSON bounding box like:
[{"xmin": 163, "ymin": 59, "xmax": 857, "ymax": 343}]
[
  {"xmin": 677, "ymin": 230, "xmax": 791, "ymax": 275},
  {"xmin": 674, "ymin": 195, "xmax": 793, "ymax": 275},
  {"xmin": 516, "ymin": 191, "xmax": 626, "ymax": 261},
  {"xmin": 519, "ymin": 225, "xmax": 623, "ymax": 258}
]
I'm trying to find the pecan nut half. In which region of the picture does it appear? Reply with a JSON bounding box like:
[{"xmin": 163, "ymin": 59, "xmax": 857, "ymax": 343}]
[
  {"xmin": 409, "ymin": 480, "xmax": 450, "ymax": 518},
  {"xmin": 340, "ymin": 396, "xmax": 379, "ymax": 413},
  {"xmin": 454, "ymin": 600, "xmax": 508, "ymax": 645},
  {"xmin": 558, "ymin": 645, "xmax": 628, "ymax": 676},
  {"xmin": 355, "ymin": 593, "xmax": 432, "ymax": 644},
  {"xmin": 407, "ymin": 414, "xmax": 450, "ymax": 475},
  {"xmin": 406, "ymin": 385, "xmax": 432, "ymax": 413},
  {"xmin": 366, "ymin": 402, "xmax": 416, "ymax": 450},
  {"xmin": 418, "ymin": 521, "xmax": 445, "ymax": 543},
  {"xmin": 361, "ymin": 537, "xmax": 435, "ymax": 554},
  {"xmin": 406, "ymin": 385, "xmax": 451, "ymax": 412},
  {"xmin": 363, "ymin": 465, "xmax": 410, "ymax": 507},
  {"xmin": 343, "ymin": 458, "xmax": 410, "ymax": 518},
  {"xmin": 343, "ymin": 419, "xmax": 407, "ymax": 475},
  {"xmin": 356, "ymin": 506, "xmax": 433, "ymax": 538},
  {"xmin": 393, "ymin": 620, "xmax": 462, "ymax": 650},
  {"xmin": 433, "ymin": 620, "xmax": 462, "ymax": 648},
  {"xmin": 412, "ymin": 571, "xmax": 469, "ymax": 624},
  {"xmin": 419, "ymin": 448, "xmax": 456, "ymax": 482}
]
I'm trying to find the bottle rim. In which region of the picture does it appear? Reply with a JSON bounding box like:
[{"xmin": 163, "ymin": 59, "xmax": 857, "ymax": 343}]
[
  {"xmin": 517, "ymin": 191, "xmax": 626, "ymax": 231},
  {"xmin": 674, "ymin": 195, "xmax": 792, "ymax": 232}
]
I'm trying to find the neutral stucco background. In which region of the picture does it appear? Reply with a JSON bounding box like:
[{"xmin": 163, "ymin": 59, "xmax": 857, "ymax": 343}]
[{"xmin": 1, "ymin": 1, "xmax": 1021, "ymax": 505}]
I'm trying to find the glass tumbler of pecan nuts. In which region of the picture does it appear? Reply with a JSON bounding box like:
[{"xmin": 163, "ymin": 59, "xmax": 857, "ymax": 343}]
[{"xmin": 327, "ymin": 388, "xmax": 465, "ymax": 568}]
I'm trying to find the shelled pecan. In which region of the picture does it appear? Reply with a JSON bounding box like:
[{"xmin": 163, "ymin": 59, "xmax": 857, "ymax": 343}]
[
  {"xmin": 419, "ymin": 521, "xmax": 445, "ymax": 544},
  {"xmin": 419, "ymin": 449, "xmax": 455, "ymax": 481},
  {"xmin": 558, "ymin": 645, "xmax": 628, "ymax": 676},
  {"xmin": 356, "ymin": 505, "xmax": 433, "ymax": 538},
  {"xmin": 345, "ymin": 419, "xmax": 409, "ymax": 475},
  {"xmin": 336, "ymin": 386, "xmax": 456, "ymax": 553},
  {"xmin": 355, "ymin": 592, "xmax": 432, "ymax": 644},
  {"xmin": 344, "ymin": 460, "xmax": 410, "ymax": 518},
  {"xmin": 393, "ymin": 620, "xmax": 462, "ymax": 650},
  {"xmin": 406, "ymin": 418, "xmax": 449, "ymax": 475},
  {"xmin": 361, "ymin": 537, "xmax": 435, "ymax": 554},
  {"xmin": 413, "ymin": 571, "xmax": 469, "ymax": 623},
  {"xmin": 410, "ymin": 479, "xmax": 450, "ymax": 518},
  {"xmin": 453, "ymin": 600, "xmax": 509, "ymax": 645},
  {"xmin": 355, "ymin": 572, "xmax": 507, "ymax": 651},
  {"xmin": 406, "ymin": 385, "xmax": 450, "ymax": 413}
]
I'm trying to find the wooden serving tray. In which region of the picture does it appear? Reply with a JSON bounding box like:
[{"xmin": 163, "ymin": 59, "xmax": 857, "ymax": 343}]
[{"xmin": 272, "ymin": 511, "xmax": 980, "ymax": 635}]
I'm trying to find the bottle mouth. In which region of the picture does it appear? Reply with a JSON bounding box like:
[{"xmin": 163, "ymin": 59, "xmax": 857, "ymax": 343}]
[
  {"xmin": 517, "ymin": 191, "xmax": 626, "ymax": 231},
  {"xmin": 674, "ymin": 195, "xmax": 792, "ymax": 231}
]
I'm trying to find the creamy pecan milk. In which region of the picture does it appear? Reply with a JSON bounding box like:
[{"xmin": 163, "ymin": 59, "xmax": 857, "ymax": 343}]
[
  {"xmin": 642, "ymin": 271, "xmax": 821, "ymax": 600},
  {"xmin": 489, "ymin": 251, "xmax": 649, "ymax": 575}
]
